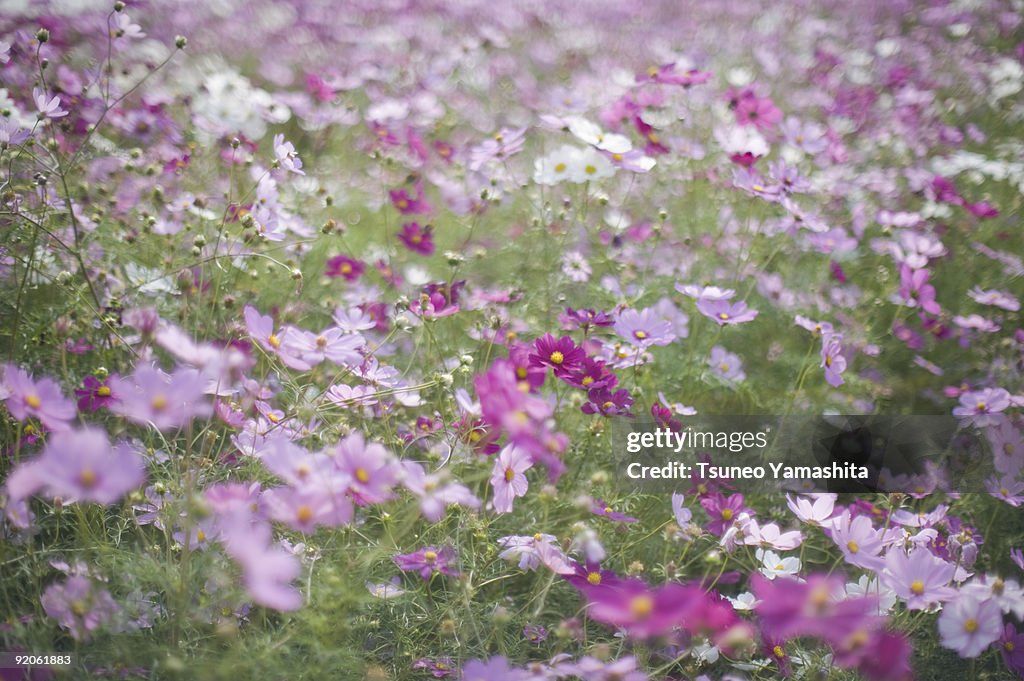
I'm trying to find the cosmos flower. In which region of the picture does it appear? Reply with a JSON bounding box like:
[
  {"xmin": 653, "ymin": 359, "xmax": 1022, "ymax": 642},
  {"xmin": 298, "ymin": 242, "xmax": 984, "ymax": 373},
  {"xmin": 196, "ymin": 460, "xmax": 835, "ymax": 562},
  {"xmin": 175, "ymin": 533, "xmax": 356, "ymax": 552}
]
[
  {"xmin": 708, "ymin": 345, "xmax": 745, "ymax": 382},
  {"xmin": 108, "ymin": 364, "xmax": 212, "ymax": 431},
  {"xmin": 393, "ymin": 545, "xmax": 460, "ymax": 580},
  {"xmin": 5, "ymin": 427, "xmax": 146, "ymax": 506},
  {"xmin": 590, "ymin": 499, "xmax": 638, "ymax": 523},
  {"xmin": 74, "ymin": 374, "xmax": 118, "ymax": 412},
  {"xmin": 33, "ymin": 87, "xmax": 68, "ymax": 119},
  {"xmin": 41, "ymin": 576, "xmax": 120, "ymax": 641},
  {"xmin": 272, "ymin": 134, "xmax": 304, "ymax": 175},
  {"xmin": 828, "ymin": 510, "xmax": 886, "ymax": 571},
  {"xmin": 333, "ymin": 431, "xmax": 398, "ymax": 505},
  {"xmin": 490, "ymin": 445, "xmax": 532, "ymax": 514},
  {"xmin": 820, "ymin": 333, "xmax": 847, "ymax": 387},
  {"xmin": 938, "ymin": 591, "xmax": 1004, "ymax": 658},
  {"xmin": 881, "ymin": 546, "xmax": 957, "ymax": 610},
  {"xmin": 325, "ymin": 254, "xmax": 365, "ymax": 281},
  {"xmin": 614, "ymin": 308, "xmax": 675, "ymax": 347},
  {"xmin": 696, "ymin": 299, "xmax": 759, "ymax": 326},
  {"xmin": 2, "ymin": 364, "xmax": 76, "ymax": 431},
  {"xmin": 397, "ymin": 222, "xmax": 435, "ymax": 255}
]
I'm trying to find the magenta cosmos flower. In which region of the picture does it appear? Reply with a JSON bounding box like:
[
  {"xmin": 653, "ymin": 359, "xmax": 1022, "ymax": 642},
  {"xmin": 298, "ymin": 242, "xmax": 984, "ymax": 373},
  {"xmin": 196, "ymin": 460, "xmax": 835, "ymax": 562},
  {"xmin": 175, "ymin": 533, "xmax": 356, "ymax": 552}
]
[
  {"xmin": 397, "ymin": 222, "xmax": 435, "ymax": 255},
  {"xmin": 324, "ymin": 254, "xmax": 365, "ymax": 281},
  {"xmin": 529, "ymin": 333, "xmax": 586, "ymax": 375},
  {"xmin": 585, "ymin": 579, "xmax": 705, "ymax": 638},
  {"xmin": 393, "ymin": 545, "xmax": 459, "ymax": 580},
  {"xmin": 3, "ymin": 364, "xmax": 76, "ymax": 431},
  {"xmin": 490, "ymin": 445, "xmax": 532, "ymax": 514},
  {"xmin": 696, "ymin": 299, "xmax": 759, "ymax": 326},
  {"xmin": 6, "ymin": 427, "xmax": 146, "ymax": 506}
]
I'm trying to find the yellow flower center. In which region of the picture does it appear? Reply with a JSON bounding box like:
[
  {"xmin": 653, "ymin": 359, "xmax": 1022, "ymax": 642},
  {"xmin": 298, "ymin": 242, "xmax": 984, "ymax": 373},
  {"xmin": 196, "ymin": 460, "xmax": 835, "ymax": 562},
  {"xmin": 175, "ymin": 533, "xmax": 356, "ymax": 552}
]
[
  {"xmin": 355, "ymin": 468, "xmax": 370, "ymax": 484},
  {"xmin": 634, "ymin": 330, "xmax": 647, "ymax": 340},
  {"xmin": 587, "ymin": 572, "xmax": 602, "ymax": 585},
  {"xmin": 316, "ymin": 335, "xmax": 327, "ymax": 348},
  {"xmin": 612, "ymin": 153, "xmax": 623, "ymax": 161},
  {"xmin": 976, "ymin": 402, "xmax": 986, "ymax": 411},
  {"xmin": 72, "ymin": 600, "xmax": 88, "ymax": 617},
  {"xmin": 25, "ymin": 394, "xmax": 41, "ymax": 409},
  {"xmin": 79, "ymin": 469, "xmax": 98, "ymax": 489},
  {"xmin": 910, "ymin": 580, "xmax": 925, "ymax": 595},
  {"xmin": 296, "ymin": 505, "xmax": 313, "ymax": 523},
  {"xmin": 1005, "ymin": 641, "xmax": 1015, "ymax": 652},
  {"xmin": 602, "ymin": 401, "xmax": 615, "ymax": 411},
  {"xmin": 504, "ymin": 467, "xmax": 515, "ymax": 483},
  {"xmin": 752, "ymin": 184, "xmax": 765, "ymax": 192},
  {"xmin": 584, "ymin": 164, "xmax": 597, "ymax": 175},
  {"xmin": 964, "ymin": 618, "xmax": 978, "ymax": 633},
  {"xmin": 718, "ymin": 312, "xmax": 730, "ymax": 320},
  {"xmin": 151, "ymin": 395, "xmax": 168, "ymax": 411},
  {"xmin": 554, "ymin": 162, "xmax": 566, "ymax": 173},
  {"xmin": 268, "ymin": 334, "xmax": 281, "ymax": 348},
  {"xmin": 630, "ymin": 594, "xmax": 653, "ymax": 618},
  {"xmin": 97, "ymin": 386, "xmax": 111, "ymax": 397},
  {"xmin": 515, "ymin": 367, "xmax": 528, "ymax": 379},
  {"xmin": 847, "ymin": 540, "xmax": 859, "ymax": 553},
  {"xmin": 647, "ymin": 66, "xmax": 659, "ymax": 77},
  {"xmin": 773, "ymin": 645, "xmax": 785, "ymax": 658},
  {"xmin": 604, "ymin": 506, "xmax": 613, "ymax": 514},
  {"xmin": 721, "ymin": 508, "xmax": 733, "ymax": 521},
  {"xmin": 582, "ymin": 376, "xmax": 594, "ymax": 386},
  {"xmin": 411, "ymin": 233, "xmax": 422, "ymax": 243},
  {"xmin": 397, "ymin": 199, "xmax": 409, "ymax": 209},
  {"xmin": 340, "ymin": 263, "xmax": 352, "ymax": 274},
  {"xmin": 549, "ymin": 351, "xmax": 564, "ymax": 365},
  {"xmin": 533, "ymin": 533, "xmax": 543, "ymax": 542},
  {"xmin": 424, "ymin": 550, "xmax": 438, "ymax": 562}
]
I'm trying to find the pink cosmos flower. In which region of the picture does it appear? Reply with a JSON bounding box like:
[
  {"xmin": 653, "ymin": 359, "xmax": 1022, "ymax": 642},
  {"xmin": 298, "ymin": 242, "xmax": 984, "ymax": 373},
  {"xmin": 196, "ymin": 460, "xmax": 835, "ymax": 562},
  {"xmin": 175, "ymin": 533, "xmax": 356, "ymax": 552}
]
[
  {"xmin": 33, "ymin": 87, "xmax": 68, "ymax": 119},
  {"xmin": 734, "ymin": 91, "xmax": 782, "ymax": 131},
  {"xmin": 821, "ymin": 333, "xmax": 847, "ymax": 387},
  {"xmin": 613, "ymin": 308, "xmax": 675, "ymax": 347},
  {"xmin": 393, "ymin": 545, "xmax": 459, "ymax": 580},
  {"xmin": 584, "ymin": 578, "xmax": 704, "ymax": 639},
  {"xmin": 243, "ymin": 306, "xmax": 311, "ymax": 371},
  {"xmin": 786, "ymin": 493, "xmax": 837, "ymax": 526},
  {"xmin": 938, "ymin": 591, "xmax": 1004, "ymax": 658},
  {"xmin": 2, "ymin": 364, "xmax": 76, "ymax": 431},
  {"xmin": 219, "ymin": 515, "xmax": 303, "ymax": 611},
  {"xmin": 6, "ymin": 427, "xmax": 145, "ymax": 506},
  {"xmin": 696, "ymin": 299, "xmax": 759, "ymax": 326},
  {"xmin": 828, "ymin": 510, "xmax": 886, "ymax": 571},
  {"xmin": 282, "ymin": 327, "xmax": 363, "ymax": 368},
  {"xmin": 333, "ymin": 431, "xmax": 398, "ymax": 505},
  {"xmin": 272, "ymin": 134, "xmax": 304, "ymax": 175},
  {"xmin": 881, "ymin": 546, "xmax": 957, "ymax": 609},
  {"xmin": 490, "ymin": 445, "xmax": 532, "ymax": 514},
  {"xmin": 400, "ymin": 461, "xmax": 480, "ymax": 522},
  {"xmin": 41, "ymin": 576, "xmax": 120, "ymax": 641},
  {"xmin": 108, "ymin": 364, "xmax": 212, "ymax": 431},
  {"xmin": 952, "ymin": 387, "xmax": 1011, "ymax": 427}
]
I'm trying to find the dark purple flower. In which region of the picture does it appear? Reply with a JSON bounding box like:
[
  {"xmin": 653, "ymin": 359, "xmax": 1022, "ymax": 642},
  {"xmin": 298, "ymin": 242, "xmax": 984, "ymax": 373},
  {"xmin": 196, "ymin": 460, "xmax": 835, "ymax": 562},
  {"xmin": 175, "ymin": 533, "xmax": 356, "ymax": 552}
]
[
  {"xmin": 581, "ymin": 387, "xmax": 634, "ymax": 417},
  {"xmin": 522, "ymin": 624, "xmax": 547, "ymax": 644}
]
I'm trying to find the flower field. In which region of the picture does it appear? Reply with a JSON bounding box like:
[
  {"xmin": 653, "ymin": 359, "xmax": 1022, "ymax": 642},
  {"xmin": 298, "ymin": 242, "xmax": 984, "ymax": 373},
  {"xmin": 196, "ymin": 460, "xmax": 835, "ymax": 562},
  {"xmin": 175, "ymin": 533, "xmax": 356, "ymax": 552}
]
[{"xmin": 0, "ymin": 0, "xmax": 1023, "ymax": 679}]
